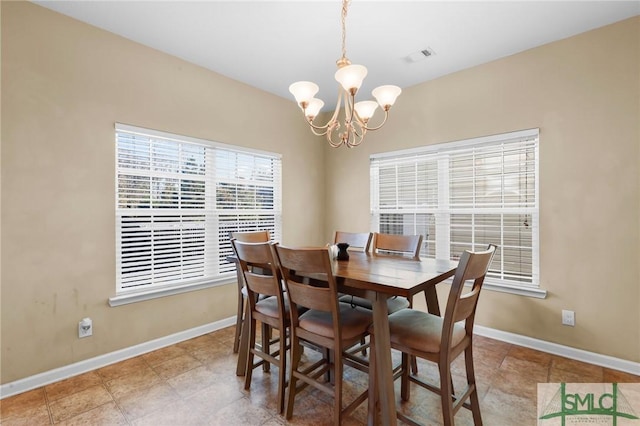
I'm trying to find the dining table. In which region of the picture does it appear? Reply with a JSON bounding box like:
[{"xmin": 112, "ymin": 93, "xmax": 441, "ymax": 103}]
[{"xmin": 233, "ymin": 250, "xmax": 458, "ymax": 426}]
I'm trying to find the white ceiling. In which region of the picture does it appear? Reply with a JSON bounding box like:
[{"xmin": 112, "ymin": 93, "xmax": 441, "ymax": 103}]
[{"xmin": 33, "ymin": 1, "xmax": 639, "ymax": 110}]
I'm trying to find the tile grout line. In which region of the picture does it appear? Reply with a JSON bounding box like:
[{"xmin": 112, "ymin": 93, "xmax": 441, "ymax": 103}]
[
  {"xmin": 43, "ymin": 386, "xmax": 54, "ymax": 425},
  {"xmin": 103, "ymin": 364, "xmax": 129, "ymax": 425},
  {"xmin": 108, "ymin": 384, "xmax": 134, "ymax": 425}
]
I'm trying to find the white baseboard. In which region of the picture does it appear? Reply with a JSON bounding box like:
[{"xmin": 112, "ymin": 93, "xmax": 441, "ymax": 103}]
[
  {"xmin": 0, "ymin": 316, "xmax": 235, "ymax": 399},
  {"xmin": 2, "ymin": 320, "xmax": 638, "ymax": 399},
  {"xmin": 474, "ymin": 325, "xmax": 640, "ymax": 376}
]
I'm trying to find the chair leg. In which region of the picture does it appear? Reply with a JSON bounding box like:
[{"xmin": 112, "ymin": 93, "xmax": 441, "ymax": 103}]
[
  {"xmin": 244, "ymin": 316, "xmax": 256, "ymax": 391},
  {"xmin": 333, "ymin": 349, "xmax": 343, "ymax": 425},
  {"xmin": 277, "ymin": 326, "xmax": 287, "ymax": 414},
  {"xmin": 285, "ymin": 334, "xmax": 302, "ymax": 420},
  {"xmin": 465, "ymin": 346, "xmax": 483, "ymax": 425},
  {"xmin": 407, "ymin": 296, "xmax": 418, "ymax": 375},
  {"xmin": 261, "ymin": 322, "xmax": 270, "ymax": 372},
  {"xmin": 410, "ymin": 355, "xmax": 419, "ymax": 375},
  {"xmin": 439, "ymin": 361, "xmax": 455, "ymax": 426},
  {"xmin": 323, "ymin": 347, "xmax": 332, "ymax": 383},
  {"xmin": 236, "ymin": 302, "xmax": 251, "ymax": 376},
  {"xmin": 233, "ymin": 296, "xmax": 246, "ymax": 353},
  {"xmin": 401, "ymin": 352, "xmax": 411, "ymax": 401}
]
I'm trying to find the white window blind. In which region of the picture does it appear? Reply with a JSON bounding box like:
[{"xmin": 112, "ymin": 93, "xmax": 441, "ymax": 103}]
[
  {"xmin": 371, "ymin": 129, "xmax": 540, "ymax": 292},
  {"xmin": 115, "ymin": 123, "xmax": 282, "ymax": 295}
]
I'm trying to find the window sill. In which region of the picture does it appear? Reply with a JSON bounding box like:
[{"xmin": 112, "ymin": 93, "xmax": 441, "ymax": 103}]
[
  {"xmin": 109, "ymin": 276, "xmax": 236, "ymax": 307},
  {"xmin": 440, "ymin": 275, "xmax": 546, "ymax": 298},
  {"xmin": 483, "ymin": 280, "xmax": 547, "ymax": 299}
]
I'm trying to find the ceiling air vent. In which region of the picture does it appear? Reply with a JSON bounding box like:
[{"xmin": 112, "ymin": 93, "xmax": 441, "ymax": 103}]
[{"xmin": 406, "ymin": 47, "xmax": 435, "ymax": 63}]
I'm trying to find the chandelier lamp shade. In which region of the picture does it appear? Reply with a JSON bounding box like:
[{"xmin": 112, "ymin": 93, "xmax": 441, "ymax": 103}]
[{"xmin": 289, "ymin": 0, "xmax": 401, "ymax": 148}]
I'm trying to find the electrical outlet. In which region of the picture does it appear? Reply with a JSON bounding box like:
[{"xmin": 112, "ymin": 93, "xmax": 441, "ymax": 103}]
[
  {"xmin": 79, "ymin": 318, "xmax": 93, "ymax": 338},
  {"xmin": 562, "ymin": 310, "xmax": 575, "ymax": 327}
]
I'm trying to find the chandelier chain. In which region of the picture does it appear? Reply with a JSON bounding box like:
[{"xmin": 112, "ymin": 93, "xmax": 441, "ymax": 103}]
[{"xmin": 341, "ymin": 0, "xmax": 350, "ymax": 60}]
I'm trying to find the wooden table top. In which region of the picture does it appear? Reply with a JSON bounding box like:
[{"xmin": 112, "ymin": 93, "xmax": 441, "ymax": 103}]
[
  {"xmin": 227, "ymin": 250, "xmax": 458, "ymax": 298},
  {"xmin": 332, "ymin": 252, "xmax": 458, "ymax": 298}
]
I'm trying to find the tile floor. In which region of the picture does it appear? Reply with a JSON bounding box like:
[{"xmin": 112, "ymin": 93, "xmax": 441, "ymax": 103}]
[{"xmin": 1, "ymin": 326, "xmax": 638, "ymax": 425}]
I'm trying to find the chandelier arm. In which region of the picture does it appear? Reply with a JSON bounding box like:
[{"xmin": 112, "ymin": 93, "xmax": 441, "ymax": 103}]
[
  {"xmin": 306, "ymin": 119, "xmax": 330, "ymax": 134},
  {"xmin": 326, "ymin": 129, "xmax": 344, "ymax": 148},
  {"xmin": 326, "ymin": 119, "xmax": 343, "ymax": 147},
  {"xmin": 299, "ymin": 112, "xmax": 330, "ymax": 134},
  {"xmin": 350, "ymin": 120, "xmax": 363, "ymax": 138},
  {"xmin": 338, "ymin": 90, "xmax": 362, "ymax": 148},
  {"xmin": 336, "ymin": 88, "xmax": 345, "ymax": 106},
  {"xmin": 330, "ymin": 89, "xmax": 344, "ymax": 124},
  {"xmin": 348, "ymin": 122, "xmax": 366, "ymax": 147},
  {"xmin": 346, "ymin": 128, "xmax": 364, "ymax": 148},
  {"xmin": 305, "ymin": 88, "xmax": 343, "ymax": 132},
  {"xmin": 350, "ymin": 132, "xmax": 365, "ymax": 147},
  {"xmin": 359, "ymin": 109, "xmax": 390, "ymax": 131},
  {"xmin": 309, "ymin": 124, "xmax": 330, "ymax": 136},
  {"xmin": 345, "ymin": 91, "xmax": 355, "ymax": 124}
]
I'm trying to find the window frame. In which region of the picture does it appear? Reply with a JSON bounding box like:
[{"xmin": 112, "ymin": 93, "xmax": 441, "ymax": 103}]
[
  {"xmin": 110, "ymin": 123, "xmax": 282, "ymax": 306},
  {"xmin": 370, "ymin": 129, "xmax": 545, "ymax": 298}
]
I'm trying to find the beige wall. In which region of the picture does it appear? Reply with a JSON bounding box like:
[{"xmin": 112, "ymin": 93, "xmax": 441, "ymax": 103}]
[
  {"xmin": 1, "ymin": 2, "xmax": 638, "ymax": 386},
  {"xmin": 325, "ymin": 17, "xmax": 640, "ymax": 362},
  {"xmin": 1, "ymin": 2, "xmax": 326, "ymax": 383}
]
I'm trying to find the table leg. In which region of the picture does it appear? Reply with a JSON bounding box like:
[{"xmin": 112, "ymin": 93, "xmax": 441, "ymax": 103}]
[
  {"xmin": 424, "ymin": 286, "xmax": 441, "ymax": 316},
  {"xmin": 372, "ymin": 295, "xmax": 397, "ymax": 426}
]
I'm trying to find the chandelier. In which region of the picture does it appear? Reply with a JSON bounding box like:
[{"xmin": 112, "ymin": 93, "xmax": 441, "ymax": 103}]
[{"xmin": 288, "ymin": 0, "xmax": 401, "ymax": 148}]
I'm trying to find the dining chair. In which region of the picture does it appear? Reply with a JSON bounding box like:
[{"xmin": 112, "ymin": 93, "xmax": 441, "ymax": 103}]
[
  {"xmin": 230, "ymin": 230, "xmax": 271, "ymax": 353},
  {"xmin": 372, "ymin": 232, "xmax": 422, "ymax": 259},
  {"xmin": 274, "ymin": 244, "xmax": 372, "ymax": 424},
  {"xmin": 368, "ymin": 244, "xmax": 497, "ymax": 426},
  {"xmin": 333, "ymin": 231, "xmax": 373, "ymax": 252},
  {"xmin": 342, "ymin": 232, "xmax": 423, "ymax": 314},
  {"xmin": 231, "ymin": 239, "xmax": 288, "ymax": 414}
]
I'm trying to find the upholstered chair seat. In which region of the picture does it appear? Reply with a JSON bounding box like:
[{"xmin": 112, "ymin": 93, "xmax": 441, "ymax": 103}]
[{"xmin": 386, "ymin": 309, "xmax": 466, "ymax": 354}]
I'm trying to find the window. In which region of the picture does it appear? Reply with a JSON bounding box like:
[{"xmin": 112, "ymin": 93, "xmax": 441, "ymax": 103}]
[
  {"xmin": 113, "ymin": 123, "xmax": 281, "ymax": 303},
  {"xmin": 370, "ymin": 129, "xmax": 543, "ymax": 297}
]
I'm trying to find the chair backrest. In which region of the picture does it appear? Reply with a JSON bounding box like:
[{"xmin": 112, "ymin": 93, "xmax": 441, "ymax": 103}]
[
  {"xmin": 231, "ymin": 240, "xmax": 284, "ymax": 311},
  {"xmin": 372, "ymin": 232, "xmax": 423, "ymax": 259},
  {"xmin": 230, "ymin": 230, "xmax": 272, "ymax": 273},
  {"xmin": 442, "ymin": 244, "xmax": 497, "ymax": 344},
  {"xmin": 333, "ymin": 231, "xmax": 373, "ymax": 252},
  {"xmin": 274, "ymin": 245, "xmax": 341, "ymax": 332},
  {"xmin": 231, "ymin": 230, "xmax": 271, "ymax": 243}
]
